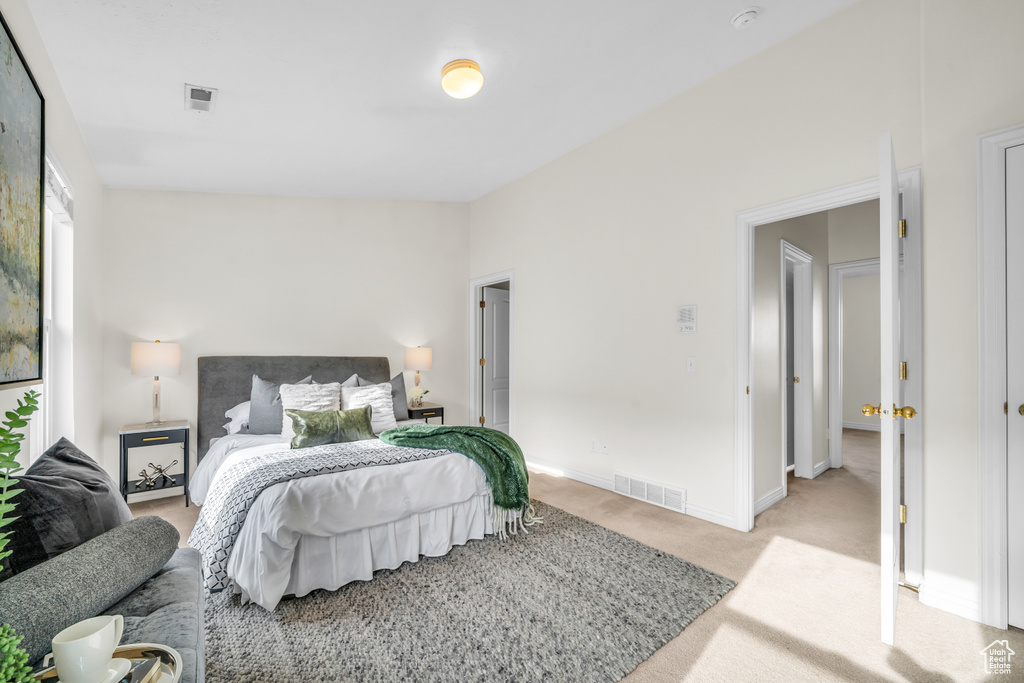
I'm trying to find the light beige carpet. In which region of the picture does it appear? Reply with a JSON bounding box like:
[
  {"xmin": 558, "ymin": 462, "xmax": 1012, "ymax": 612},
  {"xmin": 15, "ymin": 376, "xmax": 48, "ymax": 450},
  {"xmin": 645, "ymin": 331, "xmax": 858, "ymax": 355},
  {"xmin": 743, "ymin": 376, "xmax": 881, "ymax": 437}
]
[{"xmin": 133, "ymin": 429, "xmax": 1023, "ymax": 682}]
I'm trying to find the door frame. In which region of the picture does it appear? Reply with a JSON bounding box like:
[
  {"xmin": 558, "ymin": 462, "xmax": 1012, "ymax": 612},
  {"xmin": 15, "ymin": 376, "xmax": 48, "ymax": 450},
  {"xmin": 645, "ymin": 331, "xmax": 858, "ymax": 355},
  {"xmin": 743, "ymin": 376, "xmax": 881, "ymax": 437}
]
[
  {"xmin": 828, "ymin": 258, "xmax": 881, "ymax": 469},
  {"xmin": 780, "ymin": 240, "xmax": 814, "ymax": 482},
  {"xmin": 977, "ymin": 123, "xmax": 1024, "ymax": 629},
  {"xmin": 469, "ymin": 270, "xmax": 515, "ymax": 436},
  {"xmin": 734, "ymin": 170, "xmax": 923, "ymax": 572}
]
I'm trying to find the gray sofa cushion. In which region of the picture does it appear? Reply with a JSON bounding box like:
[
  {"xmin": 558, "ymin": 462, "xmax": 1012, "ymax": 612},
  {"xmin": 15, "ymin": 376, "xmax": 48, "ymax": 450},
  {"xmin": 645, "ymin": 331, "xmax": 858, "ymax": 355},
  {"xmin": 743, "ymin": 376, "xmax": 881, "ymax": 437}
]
[
  {"xmin": 0, "ymin": 437, "xmax": 132, "ymax": 581},
  {"xmin": 107, "ymin": 548, "xmax": 204, "ymax": 683},
  {"xmin": 247, "ymin": 373, "xmax": 312, "ymax": 434},
  {"xmin": 0, "ymin": 515, "xmax": 178, "ymax": 666}
]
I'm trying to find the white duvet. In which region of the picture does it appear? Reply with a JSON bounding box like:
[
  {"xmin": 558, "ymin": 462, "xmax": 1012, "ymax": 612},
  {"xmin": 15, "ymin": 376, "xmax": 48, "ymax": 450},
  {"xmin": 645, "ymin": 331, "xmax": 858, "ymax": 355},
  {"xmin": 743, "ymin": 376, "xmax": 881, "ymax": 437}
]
[{"xmin": 189, "ymin": 433, "xmax": 491, "ymax": 609}]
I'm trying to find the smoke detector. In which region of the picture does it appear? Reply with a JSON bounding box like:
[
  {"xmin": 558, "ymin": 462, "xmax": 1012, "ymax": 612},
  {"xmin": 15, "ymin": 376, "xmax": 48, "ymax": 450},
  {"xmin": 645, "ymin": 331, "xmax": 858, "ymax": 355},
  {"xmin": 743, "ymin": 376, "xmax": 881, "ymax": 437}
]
[
  {"xmin": 184, "ymin": 84, "xmax": 218, "ymax": 113},
  {"xmin": 731, "ymin": 7, "xmax": 760, "ymax": 30}
]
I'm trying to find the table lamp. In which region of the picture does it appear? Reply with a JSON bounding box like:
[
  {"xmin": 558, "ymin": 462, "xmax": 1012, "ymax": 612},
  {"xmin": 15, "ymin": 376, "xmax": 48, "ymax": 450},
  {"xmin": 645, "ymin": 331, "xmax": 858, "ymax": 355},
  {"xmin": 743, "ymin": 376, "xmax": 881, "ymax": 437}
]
[
  {"xmin": 405, "ymin": 346, "xmax": 432, "ymax": 387},
  {"xmin": 131, "ymin": 340, "xmax": 181, "ymax": 425}
]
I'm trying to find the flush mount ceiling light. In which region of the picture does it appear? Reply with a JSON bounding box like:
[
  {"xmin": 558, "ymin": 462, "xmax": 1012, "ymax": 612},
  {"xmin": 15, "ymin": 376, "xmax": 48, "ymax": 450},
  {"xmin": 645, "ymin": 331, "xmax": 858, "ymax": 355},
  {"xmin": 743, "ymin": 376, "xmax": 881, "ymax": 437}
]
[
  {"xmin": 441, "ymin": 59, "xmax": 483, "ymax": 99},
  {"xmin": 731, "ymin": 7, "xmax": 760, "ymax": 30}
]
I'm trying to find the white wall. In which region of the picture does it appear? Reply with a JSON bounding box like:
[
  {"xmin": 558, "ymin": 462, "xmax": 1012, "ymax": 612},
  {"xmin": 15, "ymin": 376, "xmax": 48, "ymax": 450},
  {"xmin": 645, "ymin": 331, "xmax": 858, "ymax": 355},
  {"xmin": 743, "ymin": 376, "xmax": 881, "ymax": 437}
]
[
  {"xmin": 841, "ymin": 274, "xmax": 880, "ymax": 428},
  {"xmin": 827, "ymin": 199, "xmax": 880, "ymax": 431},
  {"xmin": 469, "ymin": 0, "xmax": 922, "ymax": 523},
  {"xmin": 0, "ymin": 0, "xmax": 104, "ymax": 466},
  {"xmin": 468, "ymin": 0, "xmax": 1024, "ymax": 616},
  {"xmin": 828, "ymin": 200, "xmax": 879, "ymax": 264},
  {"xmin": 753, "ymin": 213, "xmax": 829, "ymax": 502},
  {"xmin": 100, "ymin": 190, "xmax": 469, "ymax": 481}
]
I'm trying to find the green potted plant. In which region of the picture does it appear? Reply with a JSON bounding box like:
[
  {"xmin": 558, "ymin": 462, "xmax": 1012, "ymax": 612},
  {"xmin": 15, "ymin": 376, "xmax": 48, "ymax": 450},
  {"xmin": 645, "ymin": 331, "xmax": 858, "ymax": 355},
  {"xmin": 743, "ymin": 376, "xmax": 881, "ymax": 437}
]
[{"xmin": 0, "ymin": 389, "xmax": 40, "ymax": 683}]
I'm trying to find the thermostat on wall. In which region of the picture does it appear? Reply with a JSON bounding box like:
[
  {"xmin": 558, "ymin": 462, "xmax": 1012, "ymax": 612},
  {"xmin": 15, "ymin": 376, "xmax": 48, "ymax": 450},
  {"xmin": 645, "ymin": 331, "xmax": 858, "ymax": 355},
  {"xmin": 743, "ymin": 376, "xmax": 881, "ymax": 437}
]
[{"xmin": 676, "ymin": 305, "xmax": 697, "ymax": 334}]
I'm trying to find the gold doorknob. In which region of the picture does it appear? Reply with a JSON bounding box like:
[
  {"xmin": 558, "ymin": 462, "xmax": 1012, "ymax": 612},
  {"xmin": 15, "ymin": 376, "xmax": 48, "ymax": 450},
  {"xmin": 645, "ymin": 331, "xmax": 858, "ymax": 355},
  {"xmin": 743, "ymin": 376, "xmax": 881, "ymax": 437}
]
[
  {"xmin": 862, "ymin": 404, "xmax": 882, "ymax": 417},
  {"xmin": 893, "ymin": 405, "xmax": 917, "ymax": 419},
  {"xmin": 1019, "ymin": 404, "xmax": 1023, "ymax": 417},
  {"xmin": 794, "ymin": 377, "xmax": 800, "ymax": 383}
]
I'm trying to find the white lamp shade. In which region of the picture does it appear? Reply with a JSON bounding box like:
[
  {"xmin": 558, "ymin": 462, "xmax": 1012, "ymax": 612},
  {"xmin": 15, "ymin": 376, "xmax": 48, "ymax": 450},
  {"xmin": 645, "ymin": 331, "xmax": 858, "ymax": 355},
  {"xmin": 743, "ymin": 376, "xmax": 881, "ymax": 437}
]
[
  {"xmin": 131, "ymin": 341, "xmax": 181, "ymax": 377},
  {"xmin": 405, "ymin": 346, "xmax": 433, "ymax": 371}
]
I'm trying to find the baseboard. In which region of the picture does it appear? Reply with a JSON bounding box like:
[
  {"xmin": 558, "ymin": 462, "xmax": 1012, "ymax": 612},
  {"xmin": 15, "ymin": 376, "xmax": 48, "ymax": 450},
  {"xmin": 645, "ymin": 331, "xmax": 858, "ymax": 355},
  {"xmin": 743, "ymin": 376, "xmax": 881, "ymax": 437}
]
[
  {"xmin": 526, "ymin": 458, "xmax": 735, "ymax": 530},
  {"xmin": 685, "ymin": 500, "xmax": 736, "ymax": 529},
  {"xmin": 526, "ymin": 458, "xmax": 613, "ymax": 491},
  {"xmin": 918, "ymin": 576, "xmax": 982, "ymax": 623},
  {"xmin": 813, "ymin": 459, "xmax": 831, "ymax": 478},
  {"xmin": 754, "ymin": 486, "xmax": 785, "ymax": 516}
]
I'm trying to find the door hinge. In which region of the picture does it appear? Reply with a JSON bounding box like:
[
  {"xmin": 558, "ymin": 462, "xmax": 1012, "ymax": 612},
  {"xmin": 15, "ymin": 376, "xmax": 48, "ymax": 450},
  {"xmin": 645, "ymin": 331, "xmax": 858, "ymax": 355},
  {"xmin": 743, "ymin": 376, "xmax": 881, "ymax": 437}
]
[
  {"xmin": 899, "ymin": 362, "xmax": 907, "ymax": 381},
  {"xmin": 746, "ymin": 386, "xmax": 750, "ymax": 395},
  {"xmin": 1005, "ymin": 402, "xmax": 1009, "ymax": 415},
  {"xmin": 479, "ymin": 416, "xmax": 485, "ymax": 424},
  {"xmin": 480, "ymin": 300, "xmax": 486, "ymax": 308},
  {"xmin": 898, "ymin": 219, "xmax": 907, "ymax": 238},
  {"xmin": 899, "ymin": 504, "xmax": 907, "ymax": 524},
  {"xmin": 480, "ymin": 358, "xmax": 486, "ymax": 366}
]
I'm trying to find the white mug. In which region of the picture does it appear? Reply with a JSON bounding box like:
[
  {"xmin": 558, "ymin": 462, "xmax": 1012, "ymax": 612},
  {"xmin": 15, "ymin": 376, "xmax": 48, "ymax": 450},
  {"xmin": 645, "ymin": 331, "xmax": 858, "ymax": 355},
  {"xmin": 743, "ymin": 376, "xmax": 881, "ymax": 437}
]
[{"xmin": 51, "ymin": 614, "xmax": 124, "ymax": 683}]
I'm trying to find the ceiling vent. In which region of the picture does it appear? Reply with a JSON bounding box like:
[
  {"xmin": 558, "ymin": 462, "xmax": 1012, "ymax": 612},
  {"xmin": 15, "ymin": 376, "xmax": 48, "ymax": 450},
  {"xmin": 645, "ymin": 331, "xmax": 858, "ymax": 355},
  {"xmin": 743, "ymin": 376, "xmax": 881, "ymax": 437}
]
[{"xmin": 184, "ymin": 84, "xmax": 218, "ymax": 113}]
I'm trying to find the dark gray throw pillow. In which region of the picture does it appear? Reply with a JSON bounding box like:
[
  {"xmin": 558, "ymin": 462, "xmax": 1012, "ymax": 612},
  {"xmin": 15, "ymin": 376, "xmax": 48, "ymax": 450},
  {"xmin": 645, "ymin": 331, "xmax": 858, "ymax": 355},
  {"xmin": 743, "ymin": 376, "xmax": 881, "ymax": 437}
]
[
  {"xmin": 356, "ymin": 373, "xmax": 409, "ymax": 421},
  {"xmin": 0, "ymin": 438, "xmax": 133, "ymax": 582},
  {"xmin": 248, "ymin": 373, "xmax": 312, "ymax": 434}
]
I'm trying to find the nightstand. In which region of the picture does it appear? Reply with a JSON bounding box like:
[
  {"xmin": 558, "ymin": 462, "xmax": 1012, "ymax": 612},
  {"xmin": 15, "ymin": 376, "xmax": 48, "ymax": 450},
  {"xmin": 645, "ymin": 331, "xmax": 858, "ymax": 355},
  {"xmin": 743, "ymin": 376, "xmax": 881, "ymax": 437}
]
[
  {"xmin": 408, "ymin": 402, "xmax": 444, "ymax": 424},
  {"xmin": 119, "ymin": 420, "xmax": 191, "ymax": 506}
]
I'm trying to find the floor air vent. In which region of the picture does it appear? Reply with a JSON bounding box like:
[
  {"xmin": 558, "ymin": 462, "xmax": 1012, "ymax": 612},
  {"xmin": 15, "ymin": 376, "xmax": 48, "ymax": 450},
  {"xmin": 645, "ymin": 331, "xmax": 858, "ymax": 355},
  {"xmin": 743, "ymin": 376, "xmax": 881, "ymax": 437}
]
[{"xmin": 613, "ymin": 472, "xmax": 686, "ymax": 513}]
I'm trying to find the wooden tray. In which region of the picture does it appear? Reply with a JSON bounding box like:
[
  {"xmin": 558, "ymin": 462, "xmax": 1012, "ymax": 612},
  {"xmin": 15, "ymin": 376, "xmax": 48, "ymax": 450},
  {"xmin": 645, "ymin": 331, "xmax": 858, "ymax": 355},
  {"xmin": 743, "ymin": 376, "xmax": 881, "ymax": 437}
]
[{"xmin": 35, "ymin": 642, "xmax": 182, "ymax": 682}]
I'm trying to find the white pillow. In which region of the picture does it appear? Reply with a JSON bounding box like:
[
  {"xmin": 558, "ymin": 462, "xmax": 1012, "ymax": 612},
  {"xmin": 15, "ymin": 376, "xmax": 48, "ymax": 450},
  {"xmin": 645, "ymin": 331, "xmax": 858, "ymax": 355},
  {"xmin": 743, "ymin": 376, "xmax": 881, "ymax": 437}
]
[
  {"xmin": 223, "ymin": 400, "xmax": 251, "ymax": 435},
  {"xmin": 280, "ymin": 382, "xmax": 342, "ymax": 443},
  {"xmin": 342, "ymin": 383, "xmax": 397, "ymax": 435}
]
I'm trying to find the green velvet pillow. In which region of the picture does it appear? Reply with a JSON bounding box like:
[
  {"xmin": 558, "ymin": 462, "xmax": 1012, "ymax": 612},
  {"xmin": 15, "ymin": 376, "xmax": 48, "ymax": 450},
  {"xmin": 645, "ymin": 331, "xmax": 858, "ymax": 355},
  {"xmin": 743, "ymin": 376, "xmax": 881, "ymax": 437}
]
[{"xmin": 285, "ymin": 405, "xmax": 376, "ymax": 449}]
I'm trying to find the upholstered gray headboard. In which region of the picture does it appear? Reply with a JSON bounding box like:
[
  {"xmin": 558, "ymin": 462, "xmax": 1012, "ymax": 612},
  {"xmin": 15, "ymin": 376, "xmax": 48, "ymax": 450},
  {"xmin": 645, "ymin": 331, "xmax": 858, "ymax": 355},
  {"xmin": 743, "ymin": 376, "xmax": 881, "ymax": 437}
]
[{"xmin": 196, "ymin": 355, "xmax": 390, "ymax": 461}]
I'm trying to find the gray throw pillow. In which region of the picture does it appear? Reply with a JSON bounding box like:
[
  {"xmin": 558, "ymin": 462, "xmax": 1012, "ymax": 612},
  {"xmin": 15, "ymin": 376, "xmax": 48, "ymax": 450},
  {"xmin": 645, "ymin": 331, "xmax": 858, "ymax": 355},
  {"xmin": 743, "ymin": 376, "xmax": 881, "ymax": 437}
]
[
  {"xmin": 355, "ymin": 373, "xmax": 409, "ymax": 421},
  {"xmin": 0, "ymin": 438, "xmax": 133, "ymax": 582},
  {"xmin": 248, "ymin": 374, "xmax": 312, "ymax": 434}
]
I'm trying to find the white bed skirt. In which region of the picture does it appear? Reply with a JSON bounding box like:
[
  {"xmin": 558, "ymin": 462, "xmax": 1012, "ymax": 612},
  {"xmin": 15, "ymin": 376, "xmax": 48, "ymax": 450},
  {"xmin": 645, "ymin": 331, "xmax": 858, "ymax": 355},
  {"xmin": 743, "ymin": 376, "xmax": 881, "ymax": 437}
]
[{"xmin": 229, "ymin": 492, "xmax": 494, "ymax": 608}]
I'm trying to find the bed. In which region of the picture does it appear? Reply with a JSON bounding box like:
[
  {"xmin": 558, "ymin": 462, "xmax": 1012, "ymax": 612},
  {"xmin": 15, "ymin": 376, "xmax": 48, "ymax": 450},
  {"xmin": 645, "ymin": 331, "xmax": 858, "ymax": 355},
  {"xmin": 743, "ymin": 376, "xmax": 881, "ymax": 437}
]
[{"xmin": 188, "ymin": 355, "xmax": 497, "ymax": 611}]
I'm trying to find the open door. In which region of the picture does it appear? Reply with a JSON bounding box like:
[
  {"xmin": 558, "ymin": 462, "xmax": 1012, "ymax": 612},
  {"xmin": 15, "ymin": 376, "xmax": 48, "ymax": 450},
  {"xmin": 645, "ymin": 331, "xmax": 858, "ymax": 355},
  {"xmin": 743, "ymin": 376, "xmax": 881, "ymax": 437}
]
[
  {"xmin": 872, "ymin": 132, "xmax": 916, "ymax": 645},
  {"xmin": 481, "ymin": 285, "xmax": 511, "ymax": 433}
]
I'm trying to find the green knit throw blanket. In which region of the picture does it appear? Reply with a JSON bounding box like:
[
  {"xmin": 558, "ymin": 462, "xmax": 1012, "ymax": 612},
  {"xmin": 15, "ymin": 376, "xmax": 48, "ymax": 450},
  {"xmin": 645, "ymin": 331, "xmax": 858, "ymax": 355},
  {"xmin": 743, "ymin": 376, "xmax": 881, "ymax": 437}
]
[
  {"xmin": 381, "ymin": 425, "xmax": 539, "ymax": 538},
  {"xmin": 380, "ymin": 424, "xmax": 531, "ymax": 512}
]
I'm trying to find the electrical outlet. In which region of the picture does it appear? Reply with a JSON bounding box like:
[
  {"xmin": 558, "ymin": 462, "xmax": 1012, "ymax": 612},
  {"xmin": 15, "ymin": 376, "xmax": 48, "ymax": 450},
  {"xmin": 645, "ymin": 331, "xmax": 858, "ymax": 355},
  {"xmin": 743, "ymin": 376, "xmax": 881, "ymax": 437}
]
[
  {"xmin": 590, "ymin": 439, "xmax": 597, "ymax": 452},
  {"xmin": 601, "ymin": 444, "xmax": 609, "ymax": 455}
]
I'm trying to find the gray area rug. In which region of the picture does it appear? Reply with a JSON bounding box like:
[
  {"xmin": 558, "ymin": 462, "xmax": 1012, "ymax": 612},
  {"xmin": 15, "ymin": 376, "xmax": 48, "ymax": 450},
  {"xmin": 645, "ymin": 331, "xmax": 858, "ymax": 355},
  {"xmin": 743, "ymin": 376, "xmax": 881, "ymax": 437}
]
[{"xmin": 205, "ymin": 501, "xmax": 734, "ymax": 682}]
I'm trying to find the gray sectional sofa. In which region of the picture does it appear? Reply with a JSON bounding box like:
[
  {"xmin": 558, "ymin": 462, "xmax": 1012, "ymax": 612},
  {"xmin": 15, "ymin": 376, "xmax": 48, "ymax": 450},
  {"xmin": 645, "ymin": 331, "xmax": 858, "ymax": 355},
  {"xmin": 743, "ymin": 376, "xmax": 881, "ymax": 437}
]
[{"xmin": 0, "ymin": 515, "xmax": 205, "ymax": 682}]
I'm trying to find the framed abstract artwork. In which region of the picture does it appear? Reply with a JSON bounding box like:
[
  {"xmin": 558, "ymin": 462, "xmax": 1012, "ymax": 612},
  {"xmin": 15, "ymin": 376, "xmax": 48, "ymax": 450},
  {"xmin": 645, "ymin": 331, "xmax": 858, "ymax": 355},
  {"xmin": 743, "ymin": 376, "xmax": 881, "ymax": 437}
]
[{"xmin": 0, "ymin": 10, "xmax": 44, "ymax": 387}]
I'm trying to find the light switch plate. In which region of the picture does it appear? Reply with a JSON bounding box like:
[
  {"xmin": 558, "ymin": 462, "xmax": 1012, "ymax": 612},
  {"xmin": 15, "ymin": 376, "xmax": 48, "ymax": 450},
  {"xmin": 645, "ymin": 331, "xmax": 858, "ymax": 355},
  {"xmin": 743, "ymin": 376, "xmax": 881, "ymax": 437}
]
[{"xmin": 686, "ymin": 357, "xmax": 697, "ymax": 372}]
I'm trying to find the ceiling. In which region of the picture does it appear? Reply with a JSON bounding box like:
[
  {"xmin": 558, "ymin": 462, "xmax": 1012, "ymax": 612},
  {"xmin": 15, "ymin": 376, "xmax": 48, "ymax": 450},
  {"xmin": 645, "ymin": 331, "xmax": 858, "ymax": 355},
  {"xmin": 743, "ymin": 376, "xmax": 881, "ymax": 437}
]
[{"xmin": 27, "ymin": 1, "xmax": 858, "ymax": 202}]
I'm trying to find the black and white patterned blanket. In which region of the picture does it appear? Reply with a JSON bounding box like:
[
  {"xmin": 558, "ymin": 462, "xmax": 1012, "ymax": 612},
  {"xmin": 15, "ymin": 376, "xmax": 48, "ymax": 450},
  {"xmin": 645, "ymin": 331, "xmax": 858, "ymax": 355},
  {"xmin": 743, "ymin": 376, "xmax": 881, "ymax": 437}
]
[{"xmin": 187, "ymin": 439, "xmax": 451, "ymax": 592}]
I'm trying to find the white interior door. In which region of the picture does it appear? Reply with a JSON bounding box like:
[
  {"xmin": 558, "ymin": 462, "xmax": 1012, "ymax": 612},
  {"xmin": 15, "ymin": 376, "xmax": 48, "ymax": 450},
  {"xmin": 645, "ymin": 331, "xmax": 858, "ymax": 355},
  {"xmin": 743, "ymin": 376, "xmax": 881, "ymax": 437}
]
[
  {"xmin": 878, "ymin": 133, "xmax": 908, "ymax": 646},
  {"xmin": 1007, "ymin": 143, "xmax": 1024, "ymax": 628},
  {"xmin": 781, "ymin": 241, "xmax": 814, "ymax": 480},
  {"xmin": 482, "ymin": 286, "xmax": 510, "ymax": 433}
]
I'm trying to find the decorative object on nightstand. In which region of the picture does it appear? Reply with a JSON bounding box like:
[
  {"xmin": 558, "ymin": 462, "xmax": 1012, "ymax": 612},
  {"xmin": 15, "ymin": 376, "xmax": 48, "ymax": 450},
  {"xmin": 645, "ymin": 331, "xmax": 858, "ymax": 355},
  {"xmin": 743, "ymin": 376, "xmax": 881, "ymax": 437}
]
[
  {"xmin": 408, "ymin": 401, "xmax": 444, "ymax": 424},
  {"xmin": 119, "ymin": 421, "xmax": 191, "ymax": 506},
  {"xmin": 408, "ymin": 386, "xmax": 429, "ymax": 407},
  {"xmin": 136, "ymin": 468, "xmax": 158, "ymax": 489},
  {"xmin": 404, "ymin": 346, "xmax": 432, "ymax": 387},
  {"xmin": 149, "ymin": 460, "xmax": 178, "ymax": 486},
  {"xmin": 131, "ymin": 341, "xmax": 181, "ymax": 426}
]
